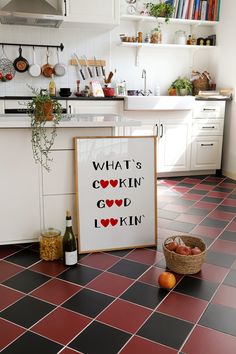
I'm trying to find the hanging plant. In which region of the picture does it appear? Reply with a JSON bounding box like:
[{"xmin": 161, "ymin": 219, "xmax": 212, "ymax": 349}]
[
  {"xmin": 145, "ymin": 1, "xmax": 175, "ymax": 23},
  {"xmin": 27, "ymin": 87, "xmax": 63, "ymax": 172}
]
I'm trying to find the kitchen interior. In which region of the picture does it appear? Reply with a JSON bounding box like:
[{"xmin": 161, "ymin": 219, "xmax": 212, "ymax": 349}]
[{"xmin": 1, "ymin": 0, "xmax": 236, "ymax": 353}]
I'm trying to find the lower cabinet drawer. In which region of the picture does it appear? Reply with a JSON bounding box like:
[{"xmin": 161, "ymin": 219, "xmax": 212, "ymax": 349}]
[
  {"xmin": 193, "ymin": 101, "xmax": 225, "ymax": 118},
  {"xmin": 191, "ymin": 136, "xmax": 223, "ymax": 170},
  {"xmin": 192, "ymin": 119, "xmax": 224, "ymax": 136}
]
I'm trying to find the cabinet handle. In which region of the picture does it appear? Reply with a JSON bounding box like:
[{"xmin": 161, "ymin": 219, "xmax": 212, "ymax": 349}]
[
  {"xmin": 64, "ymin": 0, "xmax": 67, "ymax": 16},
  {"xmin": 160, "ymin": 123, "xmax": 163, "ymax": 138},
  {"xmin": 155, "ymin": 124, "xmax": 158, "ymax": 137},
  {"xmin": 203, "ymin": 108, "xmax": 216, "ymax": 111},
  {"xmin": 69, "ymin": 105, "xmax": 72, "ymax": 114},
  {"xmin": 202, "ymin": 126, "xmax": 215, "ymax": 129},
  {"xmin": 201, "ymin": 143, "xmax": 214, "ymax": 146}
]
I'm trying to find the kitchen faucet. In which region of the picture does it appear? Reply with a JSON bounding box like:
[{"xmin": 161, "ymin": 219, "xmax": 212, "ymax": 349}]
[{"xmin": 140, "ymin": 69, "xmax": 151, "ymax": 96}]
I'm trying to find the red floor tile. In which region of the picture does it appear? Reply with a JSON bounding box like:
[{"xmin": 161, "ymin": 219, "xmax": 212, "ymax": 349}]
[
  {"xmin": 182, "ymin": 325, "xmax": 236, "ymax": 354},
  {"xmin": 192, "ymin": 263, "xmax": 229, "ymax": 283},
  {"xmin": 207, "ymin": 209, "xmax": 235, "ymax": 221},
  {"xmin": 97, "ymin": 298, "xmax": 152, "ymax": 334},
  {"xmin": 210, "ymin": 239, "xmax": 236, "ymax": 255},
  {"xmin": 171, "ymin": 186, "xmax": 190, "ymax": 194},
  {"xmin": 182, "ymin": 194, "xmax": 203, "ymax": 201},
  {"xmin": 212, "ymin": 284, "xmax": 236, "ymax": 309},
  {"xmin": 175, "ymin": 214, "xmax": 205, "ymax": 224},
  {"xmin": 86, "ymin": 271, "xmax": 134, "ymax": 297},
  {"xmin": 31, "ymin": 278, "xmax": 81, "ymax": 305},
  {"xmin": 207, "ymin": 191, "xmax": 229, "ymax": 198},
  {"xmin": 0, "ymin": 318, "xmax": 25, "ymax": 350},
  {"xmin": 120, "ymin": 335, "xmax": 177, "ymax": 354},
  {"xmin": 219, "ymin": 182, "xmax": 236, "ymax": 189},
  {"xmin": 221, "ymin": 199, "xmax": 236, "ymax": 206},
  {"xmin": 0, "ymin": 285, "xmax": 25, "ymax": 311},
  {"xmin": 194, "ymin": 184, "xmax": 214, "ymax": 191},
  {"xmin": 30, "ymin": 260, "xmax": 67, "ymax": 277},
  {"xmin": 0, "ymin": 260, "xmax": 24, "ymax": 282},
  {"xmin": 157, "ymin": 292, "xmax": 208, "ymax": 323},
  {"xmin": 226, "ymin": 221, "xmax": 236, "ymax": 232},
  {"xmin": 192, "ymin": 225, "xmax": 222, "ymax": 238},
  {"xmin": 139, "ymin": 266, "xmax": 166, "ymax": 286},
  {"xmin": 78, "ymin": 252, "xmax": 119, "ymax": 270},
  {"xmin": 183, "ymin": 178, "xmax": 203, "ymax": 185},
  {"xmin": 159, "ymin": 180, "xmax": 179, "ymax": 186},
  {"xmin": 158, "ymin": 218, "xmax": 173, "ymax": 229},
  {"xmin": 31, "ymin": 307, "xmax": 91, "ymax": 345},
  {"xmin": 163, "ymin": 204, "xmax": 189, "ymax": 213},
  {"xmin": 125, "ymin": 248, "xmax": 162, "ymax": 265},
  {"xmin": 59, "ymin": 348, "xmax": 81, "ymax": 354}
]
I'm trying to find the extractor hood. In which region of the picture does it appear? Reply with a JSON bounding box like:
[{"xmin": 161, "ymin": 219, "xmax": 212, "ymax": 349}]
[{"xmin": 0, "ymin": 0, "xmax": 64, "ymax": 28}]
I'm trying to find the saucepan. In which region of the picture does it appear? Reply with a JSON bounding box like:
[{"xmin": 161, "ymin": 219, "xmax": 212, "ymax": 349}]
[
  {"xmin": 28, "ymin": 47, "xmax": 41, "ymax": 77},
  {"xmin": 54, "ymin": 49, "xmax": 66, "ymax": 77},
  {"xmin": 41, "ymin": 49, "xmax": 54, "ymax": 78}
]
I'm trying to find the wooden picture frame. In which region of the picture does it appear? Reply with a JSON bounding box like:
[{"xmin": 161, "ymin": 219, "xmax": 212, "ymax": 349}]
[{"xmin": 74, "ymin": 136, "xmax": 157, "ymax": 253}]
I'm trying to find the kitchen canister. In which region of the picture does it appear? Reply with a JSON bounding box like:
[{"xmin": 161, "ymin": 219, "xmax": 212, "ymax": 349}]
[
  {"xmin": 40, "ymin": 228, "xmax": 62, "ymax": 261},
  {"xmin": 174, "ymin": 30, "xmax": 187, "ymax": 45}
]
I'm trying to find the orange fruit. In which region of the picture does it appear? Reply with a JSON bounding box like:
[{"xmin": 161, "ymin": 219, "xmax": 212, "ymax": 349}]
[{"xmin": 158, "ymin": 272, "xmax": 176, "ymax": 290}]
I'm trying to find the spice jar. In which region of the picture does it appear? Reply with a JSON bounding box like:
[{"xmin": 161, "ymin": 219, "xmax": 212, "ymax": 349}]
[
  {"xmin": 40, "ymin": 228, "xmax": 62, "ymax": 261},
  {"xmin": 174, "ymin": 30, "xmax": 187, "ymax": 45}
]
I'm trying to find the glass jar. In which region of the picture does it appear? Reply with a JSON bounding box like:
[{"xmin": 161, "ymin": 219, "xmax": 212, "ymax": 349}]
[
  {"xmin": 150, "ymin": 28, "xmax": 162, "ymax": 44},
  {"xmin": 174, "ymin": 30, "xmax": 187, "ymax": 45},
  {"xmin": 40, "ymin": 228, "xmax": 62, "ymax": 261}
]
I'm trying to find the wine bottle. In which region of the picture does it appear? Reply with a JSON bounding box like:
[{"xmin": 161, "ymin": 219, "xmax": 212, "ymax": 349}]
[{"xmin": 63, "ymin": 210, "xmax": 78, "ymax": 266}]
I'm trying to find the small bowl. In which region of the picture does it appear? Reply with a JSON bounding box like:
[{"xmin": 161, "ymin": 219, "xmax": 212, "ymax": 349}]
[{"xmin": 59, "ymin": 91, "xmax": 72, "ymax": 97}]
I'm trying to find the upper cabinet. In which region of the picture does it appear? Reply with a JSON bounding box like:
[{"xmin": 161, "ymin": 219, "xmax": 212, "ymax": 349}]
[{"xmin": 63, "ymin": 0, "xmax": 120, "ymax": 27}]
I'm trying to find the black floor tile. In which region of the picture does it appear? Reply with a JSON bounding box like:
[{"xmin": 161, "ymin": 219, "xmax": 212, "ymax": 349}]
[
  {"xmin": 199, "ymin": 303, "xmax": 236, "ymax": 337},
  {"xmin": 108, "ymin": 259, "xmax": 149, "ymax": 279},
  {"xmin": 188, "ymin": 189, "xmax": 207, "ymax": 195},
  {"xmin": 185, "ymin": 207, "xmax": 208, "ymax": 216},
  {"xmin": 228, "ymin": 194, "xmax": 236, "ymax": 200},
  {"xmin": 137, "ymin": 312, "xmax": 193, "ymax": 350},
  {"xmin": 200, "ymin": 218, "xmax": 228, "ymax": 229},
  {"xmin": 216, "ymin": 205, "xmax": 236, "ymax": 213},
  {"xmin": 223, "ymin": 178, "xmax": 236, "ymax": 184},
  {"xmin": 62, "ymin": 288, "xmax": 114, "ymax": 318},
  {"xmin": 1, "ymin": 331, "xmax": 62, "ymax": 354},
  {"xmin": 201, "ymin": 196, "xmax": 224, "ymax": 204},
  {"xmin": 120, "ymin": 281, "xmax": 166, "ymax": 309},
  {"xmin": 223, "ymin": 270, "xmax": 236, "ymax": 287},
  {"xmin": 174, "ymin": 276, "xmax": 218, "ymax": 301},
  {"xmin": 197, "ymin": 235, "xmax": 215, "ymax": 247},
  {"xmin": 5, "ymin": 249, "xmax": 40, "ymax": 267},
  {"xmin": 0, "ymin": 296, "xmax": 55, "ymax": 328},
  {"xmin": 58, "ymin": 264, "xmax": 102, "ymax": 285},
  {"xmin": 219, "ymin": 231, "xmax": 236, "ymax": 242},
  {"xmin": 2, "ymin": 269, "xmax": 50, "ymax": 293},
  {"xmin": 69, "ymin": 320, "xmax": 131, "ymax": 354},
  {"xmin": 205, "ymin": 250, "xmax": 236, "ymax": 268},
  {"xmin": 173, "ymin": 198, "xmax": 195, "ymax": 206},
  {"xmin": 200, "ymin": 180, "xmax": 218, "ymax": 185},
  {"xmin": 158, "ymin": 209, "xmax": 180, "ymax": 220},
  {"xmin": 165, "ymin": 220, "xmax": 195, "ymax": 233},
  {"xmin": 213, "ymin": 186, "xmax": 233, "ymax": 193},
  {"xmin": 176, "ymin": 182, "xmax": 195, "ymax": 188},
  {"xmin": 106, "ymin": 249, "xmax": 132, "ymax": 257}
]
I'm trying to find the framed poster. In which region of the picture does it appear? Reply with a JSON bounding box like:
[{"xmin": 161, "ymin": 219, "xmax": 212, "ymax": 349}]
[{"xmin": 75, "ymin": 136, "xmax": 157, "ymax": 253}]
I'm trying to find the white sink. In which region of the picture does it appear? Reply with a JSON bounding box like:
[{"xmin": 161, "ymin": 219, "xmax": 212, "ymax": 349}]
[{"xmin": 124, "ymin": 96, "xmax": 195, "ymax": 111}]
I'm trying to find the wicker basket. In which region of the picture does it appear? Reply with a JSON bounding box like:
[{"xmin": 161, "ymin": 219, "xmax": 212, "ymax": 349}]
[
  {"xmin": 192, "ymin": 73, "xmax": 209, "ymax": 96},
  {"xmin": 163, "ymin": 235, "xmax": 206, "ymax": 275}
]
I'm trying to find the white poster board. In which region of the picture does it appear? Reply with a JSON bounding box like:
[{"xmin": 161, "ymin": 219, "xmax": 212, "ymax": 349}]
[{"xmin": 75, "ymin": 136, "xmax": 157, "ymax": 253}]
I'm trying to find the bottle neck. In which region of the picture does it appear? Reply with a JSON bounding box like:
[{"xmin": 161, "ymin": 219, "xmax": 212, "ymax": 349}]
[{"xmin": 66, "ymin": 219, "xmax": 72, "ymax": 227}]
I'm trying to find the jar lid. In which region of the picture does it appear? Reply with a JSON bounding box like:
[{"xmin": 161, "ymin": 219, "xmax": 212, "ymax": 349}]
[{"xmin": 41, "ymin": 227, "xmax": 61, "ymax": 238}]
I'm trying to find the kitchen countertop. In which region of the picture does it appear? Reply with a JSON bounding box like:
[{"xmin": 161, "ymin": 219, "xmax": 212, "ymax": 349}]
[
  {"xmin": 0, "ymin": 96, "xmax": 124, "ymax": 101},
  {"xmin": 0, "ymin": 114, "xmax": 140, "ymax": 128}
]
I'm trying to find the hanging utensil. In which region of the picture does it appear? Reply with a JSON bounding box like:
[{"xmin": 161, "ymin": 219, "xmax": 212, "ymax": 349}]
[
  {"xmin": 28, "ymin": 47, "xmax": 41, "ymax": 77},
  {"xmin": 13, "ymin": 46, "xmax": 29, "ymax": 73},
  {"xmin": 0, "ymin": 45, "xmax": 15, "ymax": 81},
  {"xmin": 73, "ymin": 53, "xmax": 85, "ymax": 80},
  {"xmin": 94, "ymin": 56, "xmax": 99, "ymax": 77},
  {"xmin": 41, "ymin": 49, "xmax": 54, "ymax": 78},
  {"xmin": 82, "ymin": 55, "xmax": 93, "ymax": 78},
  {"xmin": 54, "ymin": 49, "xmax": 66, "ymax": 77}
]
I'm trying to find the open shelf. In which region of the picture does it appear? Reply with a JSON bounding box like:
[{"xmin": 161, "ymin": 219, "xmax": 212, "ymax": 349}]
[{"xmin": 120, "ymin": 42, "xmax": 217, "ymax": 49}]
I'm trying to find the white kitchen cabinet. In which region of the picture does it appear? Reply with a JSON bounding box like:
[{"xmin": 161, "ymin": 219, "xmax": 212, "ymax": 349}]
[
  {"xmin": 124, "ymin": 114, "xmax": 191, "ymax": 173},
  {"xmin": 67, "ymin": 100, "xmax": 123, "ymax": 115},
  {"xmin": 0, "ymin": 129, "xmax": 41, "ymax": 244},
  {"xmin": 191, "ymin": 100, "xmax": 225, "ymax": 171},
  {"xmin": 64, "ymin": 0, "xmax": 120, "ymax": 26}
]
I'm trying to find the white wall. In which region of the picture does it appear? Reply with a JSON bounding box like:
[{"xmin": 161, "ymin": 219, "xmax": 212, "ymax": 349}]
[
  {"xmin": 0, "ymin": 0, "xmax": 218, "ymax": 96},
  {"xmin": 216, "ymin": 0, "xmax": 236, "ymax": 179}
]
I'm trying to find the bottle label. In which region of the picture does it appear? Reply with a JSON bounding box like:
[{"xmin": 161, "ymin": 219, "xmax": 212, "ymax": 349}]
[
  {"xmin": 66, "ymin": 220, "xmax": 72, "ymax": 227},
  {"xmin": 65, "ymin": 250, "xmax": 77, "ymax": 265}
]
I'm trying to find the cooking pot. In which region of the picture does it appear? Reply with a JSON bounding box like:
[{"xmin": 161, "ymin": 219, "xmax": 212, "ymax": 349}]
[
  {"xmin": 28, "ymin": 47, "xmax": 41, "ymax": 78},
  {"xmin": 13, "ymin": 47, "xmax": 29, "ymax": 73},
  {"xmin": 41, "ymin": 50, "xmax": 54, "ymax": 78}
]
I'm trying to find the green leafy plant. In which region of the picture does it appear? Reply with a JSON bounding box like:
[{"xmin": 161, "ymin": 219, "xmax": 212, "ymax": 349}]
[
  {"xmin": 169, "ymin": 77, "xmax": 193, "ymax": 95},
  {"xmin": 27, "ymin": 86, "xmax": 63, "ymax": 172},
  {"xmin": 145, "ymin": 1, "xmax": 175, "ymax": 23}
]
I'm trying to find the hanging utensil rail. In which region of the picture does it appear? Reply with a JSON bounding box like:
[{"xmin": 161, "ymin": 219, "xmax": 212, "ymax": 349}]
[{"xmin": 0, "ymin": 43, "xmax": 64, "ymax": 51}]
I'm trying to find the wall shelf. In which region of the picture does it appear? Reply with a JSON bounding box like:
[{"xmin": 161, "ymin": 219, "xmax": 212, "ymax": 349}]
[{"xmin": 120, "ymin": 14, "xmax": 219, "ymax": 27}]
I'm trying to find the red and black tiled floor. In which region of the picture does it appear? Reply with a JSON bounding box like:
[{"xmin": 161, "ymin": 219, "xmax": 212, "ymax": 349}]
[{"xmin": 1, "ymin": 175, "xmax": 236, "ymax": 353}]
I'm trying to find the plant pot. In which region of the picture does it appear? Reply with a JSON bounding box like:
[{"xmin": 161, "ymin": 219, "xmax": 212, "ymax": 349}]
[
  {"xmin": 179, "ymin": 88, "xmax": 188, "ymax": 96},
  {"xmin": 35, "ymin": 101, "xmax": 54, "ymax": 121}
]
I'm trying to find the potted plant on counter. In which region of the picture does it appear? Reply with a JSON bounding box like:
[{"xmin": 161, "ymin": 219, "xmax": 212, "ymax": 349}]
[
  {"xmin": 27, "ymin": 87, "xmax": 63, "ymax": 172},
  {"xmin": 145, "ymin": 1, "xmax": 175, "ymax": 23},
  {"xmin": 168, "ymin": 77, "xmax": 193, "ymax": 96}
]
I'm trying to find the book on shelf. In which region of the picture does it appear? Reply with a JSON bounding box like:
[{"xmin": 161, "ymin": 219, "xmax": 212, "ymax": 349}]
[
  {"xmin": 200, "ymin": 0, "xmax": 207, "ymax": 20},
  {"xmin": 177, "ymin": 0, "xmax": 184, "ymax": 18},
  {"xmin": 194, "ymin": 0, "xmax": 201, "ymax": 20},
  {"xmin": 188, "ymin": 0, "xmax": 194, "ymax": 19},
  {"xmin": 182, "ymin": 0, "xmax": 190, "ymax": 19}
]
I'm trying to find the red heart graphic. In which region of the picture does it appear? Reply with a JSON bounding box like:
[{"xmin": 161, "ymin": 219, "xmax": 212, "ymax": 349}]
[
  {"xmin": 110, "ymin": 179, "xmax": 118, "ymax": 188},
  {"xmin": 106, "ymin": 199, "xmax": 114, "ymax": 207},
  {"xmin": 115, "ymin": 199, "xmax": 122, "ymax": 207},
  {"xmin": 101, "ymin": 219, "xmax": 109, "ymax": 227},
  {"xmin": 100, "ymin": 180, "xmax": 109, "ymax": 189},
  {"xmin": 110, "ymin": 218, "xmax": 118, "ymax": 226}
]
